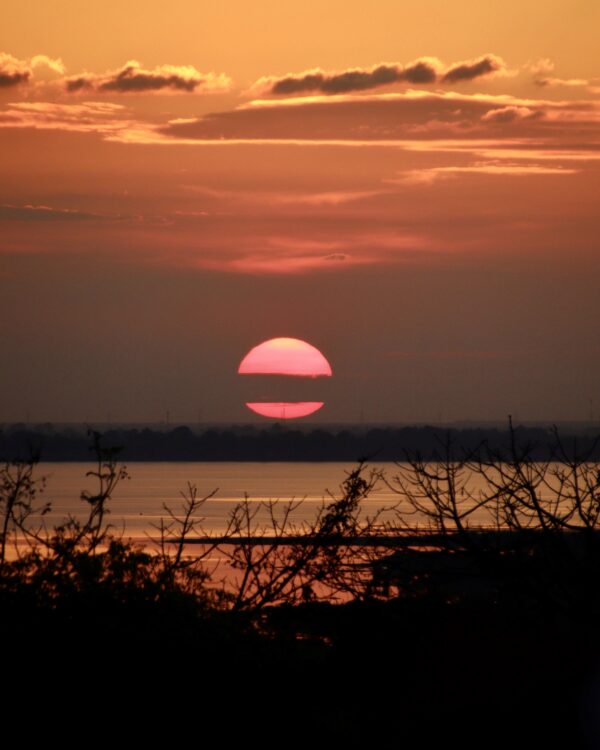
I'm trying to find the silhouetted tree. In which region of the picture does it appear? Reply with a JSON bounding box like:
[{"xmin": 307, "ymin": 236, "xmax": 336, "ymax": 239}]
[{"xmin": 382, "ymin": 418, "xmax": 600, "ymax": 614}]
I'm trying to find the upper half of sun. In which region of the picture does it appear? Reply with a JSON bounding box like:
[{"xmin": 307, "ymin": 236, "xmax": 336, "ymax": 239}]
[{"xmin": 237, "ymin": 337, "xmax": 332, "ymax": 378}]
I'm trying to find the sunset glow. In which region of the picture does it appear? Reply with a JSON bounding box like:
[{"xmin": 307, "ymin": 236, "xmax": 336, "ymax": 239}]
[
  {"xmin": 1, "ymin": 1, "xmax": 599, "ymax": 423},
  {"xmin": 3, "ymin": 5, "xmax": 597, "ymax": 740}
]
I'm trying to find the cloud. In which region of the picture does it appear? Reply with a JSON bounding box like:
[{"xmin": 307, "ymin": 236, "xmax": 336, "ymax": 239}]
[
  {"xmin": 64, "ymin": 60, "xmax": 231, "ymax": 94},
  {"xmin": 179, "ymin": 186, "xmax": 383, "ymax": 207},
  {"xmin": 156, "ymin": 90, "xmax": 562, "ymax": 144},
  {"xmin": 535, "ymin": 76, "xmax": 592, "ymax": 88},
  {"xmin": 0, "ymin": 204, "xmax": 103, "ymax": 221},
  {"xmin": 3, "ymin": 52, "xmax": 228, "ymax": 96},
  {"xmin": 527, "ymin": 59, "xmax": 595, "ymax": 89},
  {"xmin": 441, "ymin": 54, "xmax": 506, "ymax": 83},
  {"xmin": 266, "ymin": 237, "xmax": 346, "ymax": 253},
  {"xmin": 481, "ymin": 105, "xmax": 543, "ymax": 123},
  {"xmin": 254, "ymin": 54, "xmax": 505, "ymax": 96},
  {"xmin": 260, "ymin": 189, "xmax": 385, "ymax": 206},
  {"xmin": 226, "ymin": 252, "xmax": 361, "ymax": 273},
  {"xmin": 147, "ymin": 89, "xmax": 600, "ymax": 162},
  {"xmin": 527, "ymin": 58, "xmax": 555, "ymax": 78},
  {"xmin": 0, "ymin": 52, "xmax": 65, "ymax": 88},
  {"xmin": 323, "ymin": 253, "xmax": 348, "ymax": 261},
  {"xmin": 0, "ymin": 53, "xmax": 32, "ymax": 88},
  {"xmin": 0, "ymin": 101, "xmax": 133, "ymax": 135},
  {"xmin": 139, "ymin": 225, "xmax": 429, "ymax": 275},
  {"xmin": 4, "ymin": 87, "xmax": 599, "ymax": 173},
  {"xmin": 255, "ymin": 58, "xmax": 442, "ymax": 96},
  {"xmin": 215, "ymin": 231, "xmax": 429, "ymax": 274},
  {"xmin": 29, "ymin": 55, "xmax": 66, "ymax": 75},
  {"xmin": 0, "ymin": 208, "xmax": 431, "ymax": 274},
  {"xmin": 401, "ymin": 162, "xmax": 578, "ymax": 181}
]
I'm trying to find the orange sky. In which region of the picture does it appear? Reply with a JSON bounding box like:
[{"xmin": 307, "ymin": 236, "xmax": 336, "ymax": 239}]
[{"xmin": 1, "ymin": 1, "xmax": 599, "ymax": 423}]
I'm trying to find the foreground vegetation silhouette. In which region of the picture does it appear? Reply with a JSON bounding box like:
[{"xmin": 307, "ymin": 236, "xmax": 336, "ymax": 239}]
[{"xmin": 1, "ymin": 423, "xmax": 600, "ymax": 747}]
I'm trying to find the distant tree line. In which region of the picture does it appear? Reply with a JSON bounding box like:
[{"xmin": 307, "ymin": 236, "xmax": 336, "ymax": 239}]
[{"xmin": 2, "ymin": 423, "xmax": 599, "ymax": 461}]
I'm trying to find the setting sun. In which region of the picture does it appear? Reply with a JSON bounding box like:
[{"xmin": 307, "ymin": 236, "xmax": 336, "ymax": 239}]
[{"xmin": 238, "ymin": 337, "xmax": 332, "ymax": 418}]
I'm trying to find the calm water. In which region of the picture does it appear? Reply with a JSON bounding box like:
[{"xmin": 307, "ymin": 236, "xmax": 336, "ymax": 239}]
[
  {"xmin": 32, "ymin": 462, "xmax": 401, "ymax": 540},
  {"xmin": 25, "ymin": 460, "xmax": 593, "ymax": 543}
]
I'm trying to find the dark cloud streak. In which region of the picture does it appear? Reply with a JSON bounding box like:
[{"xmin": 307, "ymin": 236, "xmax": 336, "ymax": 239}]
[
  {"xmin": 271, "ymin": 59, "xmax": 439, "ymax": 95},
  {"xmin": 0, "ymin": 54, "xmax": 31, "ymax": 88},
  {"xmin": 262, "ymin": 54, "xmax": 505, "ymax": 96},
  {"xmin": 64, "ymin": 60, "xmax": 230, "ymax": 94},
  {"xmin": 442, "ymin": 54, "xmax": 504, "ymax": 83},
  {"xmin": 0, "ymin": 70, "xmax": 30, "ymax": 87}
]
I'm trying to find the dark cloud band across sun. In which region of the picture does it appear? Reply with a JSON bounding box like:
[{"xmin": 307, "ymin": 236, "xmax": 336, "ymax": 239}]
[{"xmin": 253, "ymin": 54, "xmax": 506, "ymax": 96}]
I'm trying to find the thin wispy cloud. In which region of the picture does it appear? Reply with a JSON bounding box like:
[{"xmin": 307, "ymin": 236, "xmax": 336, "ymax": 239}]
[
  {"xmin": 395, "ymin": 162, "xmax": 578, "ymax": 185},
  {"xmin": 0, "ymin": 204, "xmax": 102, "ymax": 221},
  {"xmin": 537, "ymin": 77, "xmax": 593, "ymax": 88},
  {"xmin": 481, "ymin": 105, "xmax": 543, "ymax": 123},
  {"xmin": 225, "ymin": 252, "xmax": 362, "ymax": 274},
  {"xmin": 527, "ymin": 58, "xmax": 598, "ymax": 90},
  {"xmin": 180, "ymin": 186, "xmax": 385, "ymax": 207},
  {"xmin": 0, "ymin": 101, "xmax": 133, "ymax": 134},
  {"xmin": 0, "ymin": 203, "xmax": 127, "ymax": 221},
  {"xmin": 216, "ymin": 231, "xmax": 427, "ymax": 274}
]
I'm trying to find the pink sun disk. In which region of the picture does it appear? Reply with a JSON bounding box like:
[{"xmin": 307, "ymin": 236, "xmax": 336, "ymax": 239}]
[
  {"xmin": 245, "ymin": 402, "xmax": 324, "ymax": 419},
  {"xmin": 238, "ymin": 337, "xmax": 332, "ymax": 377}
]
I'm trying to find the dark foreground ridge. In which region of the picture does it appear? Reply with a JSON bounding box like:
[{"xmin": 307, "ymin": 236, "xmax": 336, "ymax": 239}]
[{"xmin": 2, "ymin": 422, "xmax": 600, "ymax": 460}]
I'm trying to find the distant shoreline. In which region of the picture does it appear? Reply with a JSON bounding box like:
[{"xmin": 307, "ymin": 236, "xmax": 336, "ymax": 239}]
[{"xmin": 2, "ymin": 424, "xmax": 599, "ymax": 462}]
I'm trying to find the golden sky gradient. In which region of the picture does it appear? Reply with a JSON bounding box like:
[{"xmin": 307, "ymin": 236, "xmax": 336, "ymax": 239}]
[
  {"xmin": 3, "ymin": 0, "xmax": 598, "ymax": 83},
  {"xmin": 1, "ymin": 1, "xmax": 599, "ymax": 423}
]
